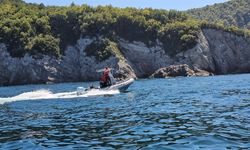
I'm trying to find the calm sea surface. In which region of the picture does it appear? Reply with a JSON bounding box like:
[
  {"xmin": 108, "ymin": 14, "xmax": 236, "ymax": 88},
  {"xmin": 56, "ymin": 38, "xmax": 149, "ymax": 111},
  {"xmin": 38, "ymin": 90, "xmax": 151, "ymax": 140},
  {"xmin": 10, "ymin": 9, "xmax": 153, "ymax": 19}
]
[{"xmin": 0, "ymin": 74, "xmax": 249, "ymax": 149}]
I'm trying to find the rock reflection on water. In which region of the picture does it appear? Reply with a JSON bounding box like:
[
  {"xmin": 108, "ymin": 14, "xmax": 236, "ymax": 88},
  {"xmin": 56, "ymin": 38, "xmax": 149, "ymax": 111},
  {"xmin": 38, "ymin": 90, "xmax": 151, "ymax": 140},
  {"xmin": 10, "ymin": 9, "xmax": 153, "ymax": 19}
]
[{"xmin": 0, "ymin": 74, "xmax": 250, "ymax": 149}]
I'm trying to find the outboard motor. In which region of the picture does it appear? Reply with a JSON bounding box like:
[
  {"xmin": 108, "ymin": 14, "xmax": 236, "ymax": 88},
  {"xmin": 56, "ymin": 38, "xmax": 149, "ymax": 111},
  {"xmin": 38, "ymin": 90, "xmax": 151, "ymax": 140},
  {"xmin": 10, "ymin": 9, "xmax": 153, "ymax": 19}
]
[{"xmin": 109, "ymin": 71, "xmax": 116, "ymax": 85}]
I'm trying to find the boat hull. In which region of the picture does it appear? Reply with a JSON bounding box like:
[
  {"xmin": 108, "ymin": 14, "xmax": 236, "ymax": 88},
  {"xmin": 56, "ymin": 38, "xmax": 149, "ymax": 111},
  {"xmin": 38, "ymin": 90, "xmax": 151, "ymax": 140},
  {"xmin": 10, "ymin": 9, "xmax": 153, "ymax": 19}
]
[{"xmin": 102, "ymin": 78, "xmax": 134, "ymax": 92}]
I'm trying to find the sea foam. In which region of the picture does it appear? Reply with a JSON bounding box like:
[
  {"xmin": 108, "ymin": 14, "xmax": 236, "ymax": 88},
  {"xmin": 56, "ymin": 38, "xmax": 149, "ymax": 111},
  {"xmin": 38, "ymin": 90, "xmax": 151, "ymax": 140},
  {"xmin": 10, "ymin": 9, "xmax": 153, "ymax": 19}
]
[{"xmin": 0, "ymin": 89, "xmax": 120, "ymax": 104}]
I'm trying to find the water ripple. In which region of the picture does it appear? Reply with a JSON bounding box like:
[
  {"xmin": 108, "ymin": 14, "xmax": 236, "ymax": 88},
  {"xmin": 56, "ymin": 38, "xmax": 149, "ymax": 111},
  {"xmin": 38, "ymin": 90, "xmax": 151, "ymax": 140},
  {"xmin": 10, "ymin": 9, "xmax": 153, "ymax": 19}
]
[{"xmin": 0, "ymin": 74, "xmax": 250, "ymax": 149}]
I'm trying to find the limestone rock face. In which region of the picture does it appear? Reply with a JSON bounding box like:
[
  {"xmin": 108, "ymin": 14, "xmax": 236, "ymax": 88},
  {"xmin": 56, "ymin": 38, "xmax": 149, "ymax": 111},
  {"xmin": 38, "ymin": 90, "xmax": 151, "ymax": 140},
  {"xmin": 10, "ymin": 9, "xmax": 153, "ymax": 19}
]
[
  {"xmin": 0, "ymin": 28, "xmax": 250, "ymax": 86},
  {"xmin": 203, "ymin": 29, "xmax": 250, "ymax": 74},
  {"xmin": 0, "ymin": 38, "xmax": 135, "ymax": 86},
  {"xmin": 119, "ymin": 39, "xmax": 174, "ymax": 78},
  {"xmin": 176, "ymin": 29, "xmax": 250, "ymax": 74},
  {"xmin": 0, "ymin": 43, "xmax": 58, "ymax": 85}
]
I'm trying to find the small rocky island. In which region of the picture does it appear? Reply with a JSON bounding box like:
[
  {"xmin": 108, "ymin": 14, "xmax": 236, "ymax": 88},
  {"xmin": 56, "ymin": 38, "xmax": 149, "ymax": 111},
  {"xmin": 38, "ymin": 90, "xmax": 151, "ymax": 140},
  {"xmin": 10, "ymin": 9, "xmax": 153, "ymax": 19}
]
[{"xmin": 150, "ymin": 64, "xmax": 212, "ymax": 78}]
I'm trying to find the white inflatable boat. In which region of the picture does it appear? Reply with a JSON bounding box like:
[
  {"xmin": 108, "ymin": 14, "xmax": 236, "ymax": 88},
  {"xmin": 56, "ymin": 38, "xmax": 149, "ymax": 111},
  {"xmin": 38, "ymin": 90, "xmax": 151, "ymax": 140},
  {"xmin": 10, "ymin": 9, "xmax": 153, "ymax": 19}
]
[{"xmin": 77, "ymin": 78, "xmax": 134, "ymax": 95}]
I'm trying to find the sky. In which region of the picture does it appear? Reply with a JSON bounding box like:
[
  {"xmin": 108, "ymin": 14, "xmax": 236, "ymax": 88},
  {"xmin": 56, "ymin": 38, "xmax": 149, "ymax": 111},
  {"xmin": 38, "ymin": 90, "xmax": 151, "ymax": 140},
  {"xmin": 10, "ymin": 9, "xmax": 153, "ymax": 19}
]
[{"xmin": 24, "ymin": 0, "xmax": 229, "ymax": 10}]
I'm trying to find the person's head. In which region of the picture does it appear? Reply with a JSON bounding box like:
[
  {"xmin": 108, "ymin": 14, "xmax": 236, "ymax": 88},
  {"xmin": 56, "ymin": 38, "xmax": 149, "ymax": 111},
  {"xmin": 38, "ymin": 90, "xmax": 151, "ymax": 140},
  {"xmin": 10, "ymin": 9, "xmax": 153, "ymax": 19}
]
[{"xmin": 105, "ymin": 67, "xmax": 108, "ymax": 70}]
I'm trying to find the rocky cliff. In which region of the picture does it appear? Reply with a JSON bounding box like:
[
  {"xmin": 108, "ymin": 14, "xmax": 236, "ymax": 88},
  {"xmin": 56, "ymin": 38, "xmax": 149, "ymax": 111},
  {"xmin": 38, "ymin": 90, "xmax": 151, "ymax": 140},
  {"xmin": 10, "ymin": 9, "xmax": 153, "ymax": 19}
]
[
  {"xmin": 0, "ymin": 28, "xmax": 250, "ymax": 86},
  {"xmin": 0, "ymin": 38, "xmax": 136, "ymax": 86},
  {"xmin": 177, "ymin": 29, "xmax": 250, "ymax": 74}
]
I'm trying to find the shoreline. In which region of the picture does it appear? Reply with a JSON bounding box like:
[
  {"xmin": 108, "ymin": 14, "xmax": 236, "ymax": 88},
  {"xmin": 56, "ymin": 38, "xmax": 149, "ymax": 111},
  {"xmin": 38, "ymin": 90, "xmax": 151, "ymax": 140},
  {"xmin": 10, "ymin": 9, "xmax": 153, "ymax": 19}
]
[{"xmin": 1, "ymin": 73, "xmax": 250, "ymax": 87}]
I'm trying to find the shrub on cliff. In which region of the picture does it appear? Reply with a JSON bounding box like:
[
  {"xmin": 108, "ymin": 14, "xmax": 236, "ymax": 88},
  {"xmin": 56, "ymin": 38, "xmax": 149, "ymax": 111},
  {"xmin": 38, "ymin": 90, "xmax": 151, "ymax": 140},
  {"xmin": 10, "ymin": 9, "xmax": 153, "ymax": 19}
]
[
  {"xmin": 200, "ymin": 21, "xmax": 250, "ymax": 37},
  {"xmin": 85, "ymin": 38, "xmax": 123, "ymax": 62},
  {"xmin": 159, "ymin": 20, "xmax": 200, "ymax": 56},
  {"xmin": 26, "ymin": 34, "xmax": 60, "ymax": 57},
  {"xmin": 188, "ymin": 0, "xmax": 250, "ymax": 29}
]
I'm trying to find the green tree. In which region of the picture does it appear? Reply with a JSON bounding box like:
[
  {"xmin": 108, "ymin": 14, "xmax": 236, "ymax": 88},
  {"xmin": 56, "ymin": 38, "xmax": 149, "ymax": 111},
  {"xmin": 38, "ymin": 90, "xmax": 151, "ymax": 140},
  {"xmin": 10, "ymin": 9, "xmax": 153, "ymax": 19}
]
[{"xmin": 27, "ymin": 34, "xmax": 60, "ymax": 57}]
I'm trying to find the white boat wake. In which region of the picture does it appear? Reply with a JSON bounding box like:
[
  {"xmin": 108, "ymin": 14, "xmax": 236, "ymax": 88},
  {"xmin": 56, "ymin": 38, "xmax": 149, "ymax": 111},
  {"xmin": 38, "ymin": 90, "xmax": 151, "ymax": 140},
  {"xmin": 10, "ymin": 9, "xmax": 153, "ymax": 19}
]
[{"xmin": 0, "ymin": 89, "xmax": 120, "ymax": 105}]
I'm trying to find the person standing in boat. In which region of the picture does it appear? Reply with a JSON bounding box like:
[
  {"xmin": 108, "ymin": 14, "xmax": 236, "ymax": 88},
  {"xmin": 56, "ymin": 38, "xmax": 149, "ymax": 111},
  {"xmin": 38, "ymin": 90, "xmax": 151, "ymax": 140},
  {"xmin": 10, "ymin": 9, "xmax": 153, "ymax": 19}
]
[
  {"xmin": 103, "ymin": 67, "xmax": 111, "ymax": 86},
  {"xmin": 99, "ymin": 67, "xmax": 116, "ymax": 88}
]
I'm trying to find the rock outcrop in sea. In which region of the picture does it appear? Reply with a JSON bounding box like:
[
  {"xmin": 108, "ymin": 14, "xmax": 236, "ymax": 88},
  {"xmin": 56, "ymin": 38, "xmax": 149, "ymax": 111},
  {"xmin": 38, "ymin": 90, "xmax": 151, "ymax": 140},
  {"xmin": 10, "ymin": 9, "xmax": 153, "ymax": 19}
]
[
  {"xmin": 150, "ymin": 64, "xmax": 211, "ymax": 78},
  {"xmin": 0, "ymin": 28, "xmax": 250, "ymax": 86}
]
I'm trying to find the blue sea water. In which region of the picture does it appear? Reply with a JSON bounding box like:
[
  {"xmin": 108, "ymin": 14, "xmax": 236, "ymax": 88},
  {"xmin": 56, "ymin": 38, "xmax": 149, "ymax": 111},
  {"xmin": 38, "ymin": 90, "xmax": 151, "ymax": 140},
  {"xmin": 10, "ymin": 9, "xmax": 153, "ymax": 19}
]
[{"xmin": 0, "ymin": 74, "xmax": 249, "ymax": 149}]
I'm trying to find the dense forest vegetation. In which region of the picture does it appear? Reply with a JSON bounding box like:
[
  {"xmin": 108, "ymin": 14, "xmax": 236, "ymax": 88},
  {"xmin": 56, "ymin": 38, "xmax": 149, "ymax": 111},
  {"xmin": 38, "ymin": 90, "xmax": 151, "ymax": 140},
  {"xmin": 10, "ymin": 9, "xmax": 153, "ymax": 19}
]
[
  {"xmin": 0, "ymin": 0, "xmax": 250, "ymax": 60},
  {"xmin": 188, "ymin": 0, "xmax": 250, "ymax": 29}
]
